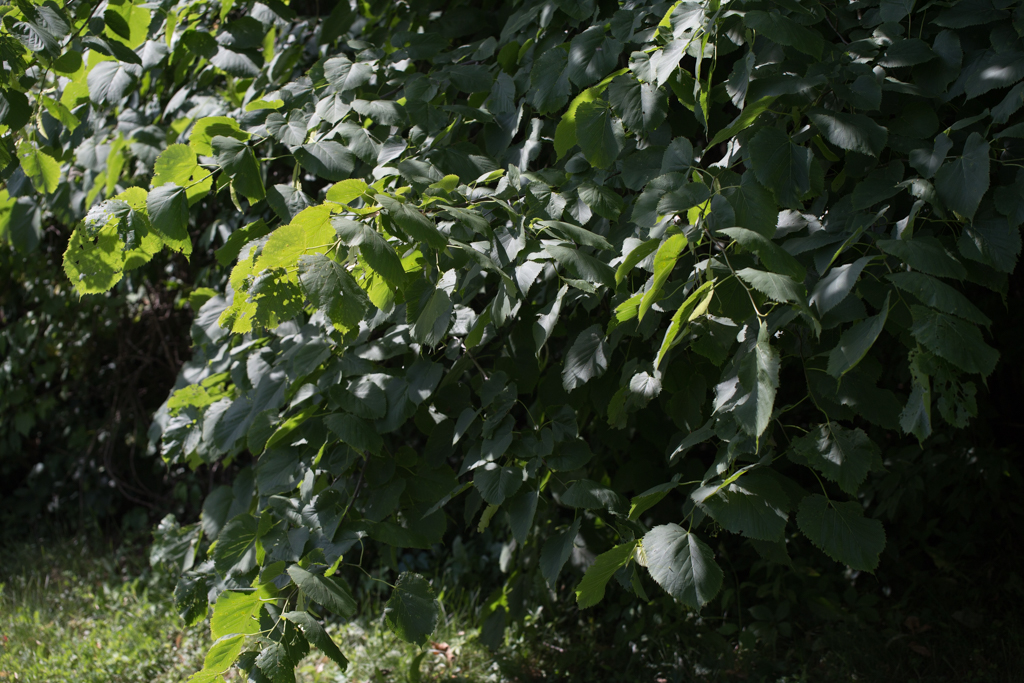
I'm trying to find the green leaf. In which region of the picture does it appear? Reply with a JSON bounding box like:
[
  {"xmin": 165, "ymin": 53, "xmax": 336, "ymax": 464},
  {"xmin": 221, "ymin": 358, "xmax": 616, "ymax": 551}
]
[
  {"xmin": 413, "ymin": 287, "xmax": 454, "ymax": 347},
  {"xmin": 213, "ymin": 514, "xmax": 258, "ymax": 575},
  {"xmin": 722, "ymin": 172, "xmax": 778, "ymax": 238},
  {"xmin": 506, "ymin": 490, "xmax": 539, "ymax": 545},
  {"xmin": 212, "ymin": 136, "xmax": 265, "ymax": 203},
  {"xmin": 540, "ymin": 518, "xmax": 582, "ymax": 588},
  {"xmin": 530, "ymin": 46, "xmax": 571, "ymax": 114},
  {"xmin": 642, "ymin": 524, "xmax": 723, "ymax": 609},
  {"xmin": 876, "ymin": 237, "xmax": 966, "ymax": 280},
  {"xmin": 333, "ymin": 218, "xmax": 405, "ymax": 288},
  {"xmin": 796, "ymin": 494, "xmax": 886, "ymax": 571},
  {"xmin": 384, "ymin": 572, "xmax": 440, "ymax": 646},
  {"xmin": 211, "ymin": 586, "xmax": 270, "ymax": 639},
  {"xmin": 575, "ymin": 541, "xmax": 637, "ymax": 609},
  {"xmin": 607, "ymin": 74, "xmax": 667, "ymax": 135},
  {"xmin": 615, "ymin": 238, "xmax": 659, "ymax": 285},
  {"xmin": 900, "ymin": 352, "xmax": 932, "ymax": 442},
  {"xmin": 153, "ymin": 144, "xmax": 199, "ymax": 188},
  {"xmin": 86, "ymin": 60, "xmax": 140, "ymax": 104},
  {"xmin": 748, "ymin": 128, "xmax": 812, "ymax": 208},
  {"xmin": 628, "ymin": 481, "xmax": 679, "ymax": 520},
  {"xmin": 743, "ymin": 10, "xmax": 823, "ymax": 58},
  {"xmin": 257, "ymin": 205, "xmax": 336, "ymax": 272},
  {"xmin": 909, "ymin": 306, "xmax": 998, "ymax": 377},
  {"xmin": 286, "ymin": 565, "xmax": 357, "ymax": 617},
  {"xmin": 575, "ymin": 100, "xmax": 622, "ymax": 169},
  {"xmin": 326, "ymin": 179, "xmax": 369, "ymax": 205},
  {"xmin": 376, "ymin": 195, "xmax": 447, "ymax": 249},
  {"xmin": 174, "ymin": 573, "xmax": 209, "ymax": 627},
  {"xmin": 62, "ymin": 222, "xmax": 125, "ymax": 295},
  {"xmin": 560, "ymin": 479, "xmax": 622, "ymax": 510},
  {"xmin": 190, "ymin": 117, "xmax": 250, "ymax": 157},
  {"xmin": 886, "ymin": 272, "xmax": 990, "ymax": 326},
  {"xmin": 325, "ymin": 413, "xmax": 383, "ymax": 454},
  {"xmin": 934, "ymin": 132, "xmax": 990, "ymax": 220},
  {"xmin": 827, "ymin": 293, "xmax": 890, "ymax": 377},
  {"xmin": 295, "ymin": 141, "xmax": 356, "ymax": 182},
  {"xmin": 474, "ymin": 463, "xmax": 523, "ymax": 505},
  {"xmin": 17, "ymin": 143, "xmax": 60, "ymax": 194},
  {"xmin": 545, "ymin": 243, "xmax": 615, "ymax": 288},
  {"xmin": 537, "ymin": 220, "xmax": 613, "ymax": 251},
  {"xmin": 147, "ymin": 184, "xmax": 192, "ymax": 255},
  {"xmin": 789, "ymin": 424, "xmax": 882, "ymax": 496},
  {"xmin": 656, "ymin": 280, "xmax": 714, "ymax": 368},
  {"xmin": 297, "ymin": 253, "xmax": 370, "ymax": 330},
  {"xmin": 719, "ymin": 227, "xmax": 805, "ymax": 282},
  {"xmin": 562, "ymin": 324, "xmax": 609, "ymax": 392},
  {"xmin": 201, "ymin": 634, "xmax": 245, "ymax": 675},
  {"xmin": 639, "ymin": 233, "xmax": 687, "ymax": 321},
  {"xmin": 567, "ymin": 26, "xmax": 622, "ymax": 87},
  {"xmin": 808, "ymin": 108, "xmax": 888, "ymax": 157},
  {"xmin": 717, "ymin": 321, "xmax": 780, "ymax": 439},
  {"xmin": 693, "ymin": 470, "xmax": 790, "ymax": 542},
  {"xmin": 736, "ymin": 268, "xmax": 805, "ymax": 304},
  {"xmin": 808, "ymin": 256, "xmax": 872, "ymax": 314},
  {"xmin": 283, "ymin": 611, "xmax": 349, "ymax": 671}
]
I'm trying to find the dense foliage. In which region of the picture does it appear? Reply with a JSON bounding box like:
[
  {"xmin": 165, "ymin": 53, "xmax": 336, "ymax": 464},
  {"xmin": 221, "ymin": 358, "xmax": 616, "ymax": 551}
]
[{"xmin": 3, "ymin": 0, "xmax": 1023, "ymax": 679}]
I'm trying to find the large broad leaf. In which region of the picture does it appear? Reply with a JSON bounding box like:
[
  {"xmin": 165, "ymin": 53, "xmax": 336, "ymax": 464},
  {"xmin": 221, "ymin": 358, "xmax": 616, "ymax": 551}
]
[
  {"xmin": 717, "ymin": 322, "xmax": 780, "ymax": 439},
  {"xmin": 789, "ymin": 424, "xmax": 882, "ymax": 495},
  {"xmin": 282, "ymin": 611, "xmax": 348, "ymax": 671},
  {"xmin": 693, "ymin": 470, "xmax": 790, "ymax": 542},
  {"xmin": 607, "ymin": 75, "xmax": 667, "ymax": 136},
  {"xmin": 796, "ymin": 494, "xmax": 886, "ymax": 571},
  {"xmin": 808, "ymin": 108, "xmax": 888, "ymax": 157},
  {"xmin": 722, "ymin": 172, "xmax": 778, "ymax": 238},
  {"xmin": 324, "ymin": 413, "xmax": 383, "ymax": 454},
  {"xmin": 639, "ymin": 233, "xmax": 687, "ymax": 321},
  {"xmin": 827, "ymin": 293, "xmax": 890, "ymax": 377},
  {"xmin": 87, "ymin": 60, "xmax": 140, "ymax": 105},
  {"xmin": 567, "ymin": 26, "xmax": 622, "ymax": 87},
  {"xmin": 17, "ymin": 142, "xmax": 60, "ymax": 194},
  {"xmin": 545, "ymin": 244, "xmax": 615, "ymax": 288},
  {"xmin": 376, "ymin": 195, "xmax": 447, "ymax": 249},
  {"xmin": 333, "ymin": 218, "xmax": 405, "ymax": 288},
  {"xmin": 562, "ymin": 325, "xmax": 610, "ymax": 391},
  {"xmin": 886, "ymin": 272, "xmax": 990, "ymax": 325},
  {"xmin": 642, "ymin": 524, "xmax": 723, "ymax": 609},
  {"xmin": 737, "ymin": 268, "xmax": 805, "ymax": 304},
  {"xmin": 286, "ymin": 566, "xmax": 357, "ymax": 617},
  {"xmin": 743, "ymin": 10, "xmax": 823, "ymax": 58},
  {"xmin": 540, "ymin": 518, "xmax": 582, "ymax": 587},
  {"xmin": 877, "ymin": 237, "xmax": 967, "ymax": 281},
  {"xmin": 748, "ymin": 128, "xmax": 813, "ymax": 207},
  {"xmin": 808, "ymin": 256, "xmax": 872, "ymax": 314},
  {"xmin": 256, "ymin": 205, "xmax": 336, "ymax": 272},
  {"xmin": 295, "ymin": 141, "xmax": 356, "ymax": 182},
  {"xmin": 934, "ymin": 132, "xmax": 990, "ymax": 220},
  {"xmin": 909, "ymin": 306, "xmax": 998, "ymax": 377},
  {"xmin": 719, "ymin": 227, "xmax": 805, "ymax": 281},
  {"xmin": 575, "ymin": 100, "xmax": 622, "ymax": 169},
  {"xmin": 153, "ymin": 144, "xmax": 199, "ymax": 187},
  {"xmin": 147, "ymin": 184, "xmax": 192, "ymax": 255},
  {"xmin": 413, "ymin": 288, "xmax": 454, "ymax": 346},
  {"xmin": 212, "ymin": 136, "xmax": 265, "ymax": 203},
  {"xmin": 474, "ymin": 463, "xmax": 523, "ymax": 505},
  {"xmin": 506, "ymin": 490, "xmax": 539, "ymax": 544},
  {"xmin": 297, "ymin": 253, "xmax": 369, "ymax": 329},
  {"xmin": 190, "ymin": 117, "xmax": 250, "ymax": 157},
  {"xmin": 575, "ymin": 541, "xmax": 637, "ymax": 608},
  {"xmin": 384, "ymin": 572, "xmax": 439, "ymax": 646},
  {"xmin": 211, "ymin": 585, "xmax": 275, "ymax": 639},
  {"xmin": 212, "ymin": 514, "xmax": 258, "ymax": 575},
  {"xmin": 530, "ymin": 47, "xmax": 571, "ymax": 114}
]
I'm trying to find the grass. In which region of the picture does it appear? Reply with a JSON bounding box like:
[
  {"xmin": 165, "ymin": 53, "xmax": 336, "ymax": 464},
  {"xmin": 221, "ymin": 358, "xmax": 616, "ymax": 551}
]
[
  {"xmin": 2, "ymin": 535, "xmax": 1022, "ymax": 683},
  {"xmin": 0, "ymin": 537, "xmax": 207, "ymax": 683}
]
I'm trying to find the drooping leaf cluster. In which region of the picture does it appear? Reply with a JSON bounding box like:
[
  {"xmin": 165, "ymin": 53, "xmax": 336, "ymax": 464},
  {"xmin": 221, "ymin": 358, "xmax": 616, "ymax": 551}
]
[{"xmin": 3, "ymin": 0, "xmax": 1023, "ymax": 678}]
